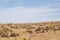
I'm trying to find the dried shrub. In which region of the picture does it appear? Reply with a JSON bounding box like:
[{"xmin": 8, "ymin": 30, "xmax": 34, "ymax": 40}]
[
  {"xmin": 42, "ymin": 27, "xmax": 49, "ymax": 32},
  {"xmin": 10, "ymin": 26, "xmax": 15, "ymax": 28},
  {"xmin": 23, "ymin": 38, "xmax": 27, "ymax": 40},
  {"xmin": 26, "ymin": 30, "xmax": 33, "ymax": 34},
  {"xmin": 35, "ymin": 27, "xmax": 41, "ymax": 31},
  {"xmin": 4, "ymin": 27, "xmax": 11, "ymax": 32},
  {"xmin": 10, "ymin": 33, "xmax": 19, "ymax": 37},
  {"xmin": 35, "ymin": 27, "xmax": 41, "ymax": 33},
  {"xmin": 1, "ymin": 32, "xmax": 9, "ymax": 37},
  {"xmin": 35, "ymin": 27, "xmax": 45, "ymax": 33},
  {"xmin": 23, "ymin": 38, "xmax": 30, "ymax": 40}
]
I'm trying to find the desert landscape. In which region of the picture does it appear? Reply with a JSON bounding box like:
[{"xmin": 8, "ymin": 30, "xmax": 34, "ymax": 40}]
[
  {"xmin": 0, "ymin": 21, "xmax": 60, "ymax": 40},
  {"xmin": 0, "ymin": 0, "xmax": 60, "ymax": 40}
]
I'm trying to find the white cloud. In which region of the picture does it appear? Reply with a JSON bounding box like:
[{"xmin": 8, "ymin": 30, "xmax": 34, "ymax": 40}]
[
  {"xmin": 0, "ymin": 6, "xmax": 57, "ymax": 18},
  {"xmin": 0, "ymin": 6, "xmax": 59, "ymax": 23},
  {"xmin": 0, "ymin": 0, "xmax": 22, "ymax": 4},
  {"xmin": 1, "ymin": 6, "xmax": 57, "ymax": 14}
]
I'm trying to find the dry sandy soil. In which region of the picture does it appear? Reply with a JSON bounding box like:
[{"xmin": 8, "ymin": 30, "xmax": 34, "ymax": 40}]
[{"xmin": 0, "ymin": 21, "xmax": 60, "ymax": 40}]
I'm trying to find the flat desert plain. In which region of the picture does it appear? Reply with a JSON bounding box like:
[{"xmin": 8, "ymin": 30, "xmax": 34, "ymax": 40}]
[{"xmin": 0, "ymin": 21, "xmax": 60, "ymax": 40}]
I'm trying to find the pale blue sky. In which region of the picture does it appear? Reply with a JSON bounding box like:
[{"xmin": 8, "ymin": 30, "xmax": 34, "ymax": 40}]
[{"xmin": 0, "ymin": 0, "xmax": 60, "ymax": 23}]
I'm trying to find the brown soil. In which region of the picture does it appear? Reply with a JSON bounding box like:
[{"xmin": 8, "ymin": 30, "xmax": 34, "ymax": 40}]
[{"xmin": 0, "ymin": 21, "xmax": 60, "ymax": 40}]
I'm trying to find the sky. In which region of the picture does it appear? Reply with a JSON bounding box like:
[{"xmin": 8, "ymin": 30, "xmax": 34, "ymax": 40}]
[{"xmin": 0, "ymin": 0, "xmax": 60, "ymax": 23}]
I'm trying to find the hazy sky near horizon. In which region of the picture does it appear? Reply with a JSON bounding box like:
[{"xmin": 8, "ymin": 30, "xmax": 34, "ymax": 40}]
[{"xmin": 0, "ymin": 0, "xmax": 60, "ymax": 23}]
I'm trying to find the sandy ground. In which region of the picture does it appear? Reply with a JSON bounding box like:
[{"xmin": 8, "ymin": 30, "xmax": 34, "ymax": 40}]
[{"xmin": 0, "ymin": 21, "xmax": 60, "ymax": 40}]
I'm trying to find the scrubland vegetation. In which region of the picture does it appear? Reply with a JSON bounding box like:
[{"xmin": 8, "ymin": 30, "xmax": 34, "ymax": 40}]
[{"xmin": 0, "ymin": 21, "xmax": 60, "ymax": 40}]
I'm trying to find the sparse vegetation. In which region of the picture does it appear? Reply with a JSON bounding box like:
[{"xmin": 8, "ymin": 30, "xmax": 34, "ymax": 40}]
[
  {"xmin": 1, "ymin": 32, "xmax": 9, "ymax": 37},
  {"xmin": 23, "ymin": 38, "xmax": 26, "ymax": 40},
  {"xmin": 23, "ymin": 38, "xmax": 30, "ymax": 40},
  {"xmin": 0, "ymin": 21, "xmax": 60, "ymax": 40},
  {"xmin": 10, "ymin": 33, "xmax": 19, "ymax": 37}
]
